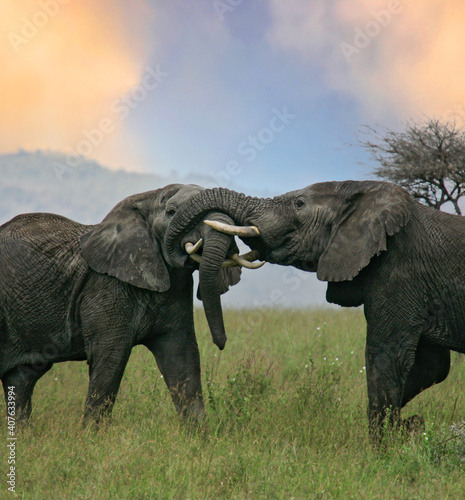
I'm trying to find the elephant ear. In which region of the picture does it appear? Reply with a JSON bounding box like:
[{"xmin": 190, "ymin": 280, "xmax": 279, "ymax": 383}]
[
  {"xmin": 80, "ymin": 197, "xmax": 170, "ymax": 292},
  {"xmin": 317, "ymin": 181, "xmax": 412, "ymax": 282},
  {"xmin": 219, "ymin": 266, "xmax": 242, "ymax": 294}
]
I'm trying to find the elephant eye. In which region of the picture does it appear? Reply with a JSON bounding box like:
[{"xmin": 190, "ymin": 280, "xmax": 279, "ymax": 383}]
[
  {"xmin": 295, "ymin": 198, "xmax": 305, "ymax": 209},
  {"xmin": 166, "ymin": 207, "xmax": 177, "ymax": 216}
]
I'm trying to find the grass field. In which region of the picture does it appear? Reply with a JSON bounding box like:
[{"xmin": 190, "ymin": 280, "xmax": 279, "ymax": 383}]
[{"xmin": 1, "ymin": 308, "xmax": 464, "ymax": 499}]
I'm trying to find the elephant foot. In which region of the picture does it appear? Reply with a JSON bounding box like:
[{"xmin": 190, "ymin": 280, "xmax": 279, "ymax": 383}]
[
  {"xmin": 182, "ymin": 418, "xmax": 209, "ymax": 439},
  {"xmin": 180, "ymin": 408, "xmax": 208, "ymax": 434},
  {"xmin": 369, "ymin": 413, "xmax": 425, "ymax": 447},
  {"xmin": 401, "ymin": 414, "xmax": 425, "ymax": 436},
  {"xmin": 81, "ymin": 406, "xmax": 113, "ymax": 429}
]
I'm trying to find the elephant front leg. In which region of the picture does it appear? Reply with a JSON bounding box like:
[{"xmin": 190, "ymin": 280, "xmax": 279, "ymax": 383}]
[
  {"xmin": 365, "ymin": 337, "xmax": 418, "ymax": 441},
  {"xmin": 145, "ymin": 330, "xmax": 205, "ymax": 424},
  {"xmin": 83, "ymin": 346, "xmax": 132, "ymax": 425}
]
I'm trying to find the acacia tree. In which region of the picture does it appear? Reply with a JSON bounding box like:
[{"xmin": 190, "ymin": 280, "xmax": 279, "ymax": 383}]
[{"xmin": 360, "ymin": 119, "xmax": 465, "ymax": 215}]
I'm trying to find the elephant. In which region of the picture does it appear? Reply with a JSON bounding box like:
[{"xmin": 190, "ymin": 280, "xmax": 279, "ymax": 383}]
[
  {"xmin": 165, "ymin": 180, "xmax": 465, "ymax": 438},
  {"xmin": 0, "ymin": 183, "xmax": 263, "ymax": 424}
]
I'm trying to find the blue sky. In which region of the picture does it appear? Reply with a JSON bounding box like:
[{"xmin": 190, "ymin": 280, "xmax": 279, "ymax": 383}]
[
  {"xmin": 128, "ymin": 1, "xmax": 375, "ymax": 194},
  {"xmin": 3, "ymin": 0, "xmax": 463, "ymax": 196}
]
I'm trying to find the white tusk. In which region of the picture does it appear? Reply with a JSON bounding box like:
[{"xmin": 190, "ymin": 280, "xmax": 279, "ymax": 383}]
[
  {"xmin": 188, "ymin": 246, "xmax": 264, "ymax": 269},
  {"xmin": 221, "ymin": 250, "xmax": 264, "ymax": 269},
  {"xmin": 237, "ymin": 250, "xmax": 261, "ymax": 262},
  {"xmin": 190, "ymin": 253, "xmax": 239, "ymax": 269},
  {"xmin": 231, "ymin": 253, "xmax": 265, "ymax": 269},
  {"xmin": 221, "ymin": 259, "xmax": 240, "ymax": 269},
  {"xmin": 185, "ymin": 238, "xmax": 203, "ymax": 255},
  {"xmin": 204, "ymin": 220, "xmax": 261, "ymax": 238}
]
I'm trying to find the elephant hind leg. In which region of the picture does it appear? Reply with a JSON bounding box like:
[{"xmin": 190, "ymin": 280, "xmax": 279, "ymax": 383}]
[
  {"xmin": 2, "ymin": 363, "xmax": 53, "ymax": 422},
  {"xmin": 401, "ymin": 340, "xmax": 450, "ymax": 407}
]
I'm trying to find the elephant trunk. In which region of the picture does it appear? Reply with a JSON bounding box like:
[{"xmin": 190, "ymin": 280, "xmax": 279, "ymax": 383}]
[
  {"xmin": 198, "ymin": 213, "xmax": 237, "ymax": 350},
  {"xmin": 165, "ymin": 188, "xmax": 263, "ymax": 266}
]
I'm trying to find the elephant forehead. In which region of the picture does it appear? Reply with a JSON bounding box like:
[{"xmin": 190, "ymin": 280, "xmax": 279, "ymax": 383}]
[
  {"xmin": 282, "ymin": 184, "xmax": 342, "ymax": 211},
  {"xmin": 283, "ymin": 182, "xmax": 339, "ymax": 199},
  {"xmin": 169, "ymin": 184, "xmax": 204, "ymax": 204},
  {"xmin": 306, "ymin": 182, "xmax": 344, "ymax": 199}
]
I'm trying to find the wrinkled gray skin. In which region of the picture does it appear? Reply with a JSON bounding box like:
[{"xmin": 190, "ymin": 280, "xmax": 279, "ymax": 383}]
[
  {"xmin": 0, "ymin": 184, "xmax": 241, "ymax": 424},
  {"xmin": 166, "ymin": 180, "xmax": 465, "ymax": 438}
]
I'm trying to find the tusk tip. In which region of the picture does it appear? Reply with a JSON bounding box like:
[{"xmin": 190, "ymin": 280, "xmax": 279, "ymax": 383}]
[
  {"xmin": 230, "ymin": 253, "xmax": 266, "ymax": 269},
  {"xmin": 184, "ymin": 238, "xmax": 203, "ymax": 255}
]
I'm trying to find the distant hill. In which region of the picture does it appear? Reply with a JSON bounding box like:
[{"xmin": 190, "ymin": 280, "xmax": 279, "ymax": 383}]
[
  {"xmin": 0, "ymin": 150, "xmax": 215, "ymax": 224},
  {"xmin": 0, "ymin": 150, "xmax": 328, "ymax": 307}
]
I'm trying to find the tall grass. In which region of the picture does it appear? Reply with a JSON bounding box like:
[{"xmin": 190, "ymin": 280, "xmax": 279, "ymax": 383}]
[{"xmin": 1, "ymin": 309, "xmax": 464, "ymax": 498}]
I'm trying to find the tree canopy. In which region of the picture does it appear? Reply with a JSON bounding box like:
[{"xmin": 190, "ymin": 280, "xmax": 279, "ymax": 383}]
[{"xmin": 360, "ymin": 119, "xmax": 465, "ymax": 215}]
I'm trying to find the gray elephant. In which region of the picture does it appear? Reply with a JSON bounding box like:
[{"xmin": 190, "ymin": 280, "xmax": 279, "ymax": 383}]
[
  {"xmin": 165, "ymin": 180, "xmax": 465, "ymax": 437},
  {"xmin": 0, "ymin": 183, "xmax": 263, "ymax": 424}
]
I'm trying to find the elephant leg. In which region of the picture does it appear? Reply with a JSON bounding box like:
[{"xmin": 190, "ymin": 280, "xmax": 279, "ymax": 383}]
[
  {"xmin": 401, "ymin": 340, "xmax": 450, "ymax": 407},
  {"xmin": 2, "ymin": 363, "xmax": 53, "ymax": 422},
  {"xmin": 365, "ymin": 334, "xmax": 418, "ymax": 441},
  {"xmin": 145, "ymin": 330, "xmax": 204, "ymax": 423},
  {"xmin": 83, "ymin": 345, "xmax": 132, "ymax": 425}
]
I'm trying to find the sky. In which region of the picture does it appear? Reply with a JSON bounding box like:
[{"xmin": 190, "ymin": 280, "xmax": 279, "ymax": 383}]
[{"xmin": 2, "ymin": 0, "xmax": 464, "ymax": 196}]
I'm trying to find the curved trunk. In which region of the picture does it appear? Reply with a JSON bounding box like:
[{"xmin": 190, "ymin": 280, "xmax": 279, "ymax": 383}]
[
  {"xmin": 165, "ymin": 188, "xmax": 263, "ymax": 267},
  {"xmin": 199, "ymin": 214, "xmax": 236, "ymax": 350},
  {"xmin": 165, "ymin": 189, "xmax": 273, "ymax": 350}
]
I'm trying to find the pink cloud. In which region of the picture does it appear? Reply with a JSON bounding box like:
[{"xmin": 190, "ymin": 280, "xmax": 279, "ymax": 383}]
[{"xmin": 268, "ymin": 0, "xmax": 465, "ymax": 122}]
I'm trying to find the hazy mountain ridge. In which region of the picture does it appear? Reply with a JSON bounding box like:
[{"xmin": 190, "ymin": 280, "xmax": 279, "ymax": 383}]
[{"xmin": 0, "ymin": 150, "xmax": 181, "ymax": 224}]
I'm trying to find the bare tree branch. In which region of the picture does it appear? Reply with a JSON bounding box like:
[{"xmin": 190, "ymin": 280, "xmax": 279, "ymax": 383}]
[{"xmin": 359, "ymin": 119, "xmax": 465, "ymax": 215}]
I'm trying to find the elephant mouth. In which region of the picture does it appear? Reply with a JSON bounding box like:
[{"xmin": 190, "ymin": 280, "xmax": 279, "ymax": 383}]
[
  {"xmin": 175, "ymin": 218, "xmax": 270, "ymax": 271},
  {"xmin": 180, "ymin": 234, "xmax": 203, "ymax": 269},
  {"xmin": 266, "ymin": 247, "xmax": 318, "ymax": 272},
  {"xmin": 237, "ymin": 236, "xmax": 268, "ymax": 262},
  {"xmin": 183, "ymin": 238, "xmax": 264, "ymax": 270},
  {"xmin": 265, "ymin": 246, "xmax": 296, "ymax": 266},
  {"xmin": 180, "ymin": 219, "xmax": 265, "ymax": 270},
  {"xmin": 180, "ymin": 232, "xmax": 265, "ymax": 270},
  {"xmin": 292, "ymin": 259, "xmax": 318, "ymax": 272}
]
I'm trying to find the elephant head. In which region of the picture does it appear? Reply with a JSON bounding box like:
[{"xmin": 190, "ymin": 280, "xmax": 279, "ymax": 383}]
[
  {"xmin": 165, "ymin": 181, "xmax": 412, "ymax": 297},
  {"xmin": 79, "ymin": 184, "xmax": 261, "ymax": 350}
]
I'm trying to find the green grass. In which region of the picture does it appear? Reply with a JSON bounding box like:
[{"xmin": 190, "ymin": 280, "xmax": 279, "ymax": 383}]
[{"xmin": 2, "ymin": 309, "xmax": 464, "ymax": 499}]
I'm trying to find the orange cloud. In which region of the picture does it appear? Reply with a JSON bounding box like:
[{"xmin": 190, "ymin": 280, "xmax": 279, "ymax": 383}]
[
  {"xmin": 268, "ymin": 0, "xmax": 465, "ymax": 123},
  {"xmin": 0, "ymin": 0, "xmax": 155, "ymax": 170}
]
